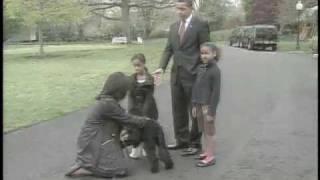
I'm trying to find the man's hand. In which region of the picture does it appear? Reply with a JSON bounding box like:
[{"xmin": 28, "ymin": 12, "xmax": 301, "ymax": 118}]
[
  {"xmin": 201, "ymin": 105, "xmax": 209, "ymax": 115},
  {"xmin": 145, "ymin": 117, "xmax": 152, "ymax": 121},
  {"xmin": 205, "ymin": 115, "xmax": 214, "ymax": 123},
  {"xmin": 192, "ymin": 106, "xmax": 197, "ymax": 118},
  {"xmin": 152, "ymin": 68, "xmax": 164, "ymax": 86},
  {"xmin": 201, "ymin": 105, "xmax": 214, "ymax": 122},
  {"xmin": 153, "ymin": 68, "xmax": 164, "ymax": 74}
]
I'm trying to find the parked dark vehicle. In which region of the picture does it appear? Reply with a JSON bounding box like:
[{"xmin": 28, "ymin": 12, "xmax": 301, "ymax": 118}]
[
  {"xmin": 229, "ymin": 26, "xmax": 250, "ymax": 47},
  {"xmin": 229, "ymin": 27, "xmax": 241, "ymax": 47},
  {"xmin": 241, "ymin": 25, "xmax": 278, "ymax": 51}
]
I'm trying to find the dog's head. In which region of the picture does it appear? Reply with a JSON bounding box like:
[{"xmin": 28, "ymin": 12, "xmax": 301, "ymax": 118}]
[{"xmin": 120, "ymin": 125, "xmax": 142, "ymax": 147}]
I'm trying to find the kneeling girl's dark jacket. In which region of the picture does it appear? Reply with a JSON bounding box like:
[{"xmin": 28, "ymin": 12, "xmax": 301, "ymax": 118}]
[{"xmin": 74, "ymin": 72, "xmax": 149, "ymax": 178}]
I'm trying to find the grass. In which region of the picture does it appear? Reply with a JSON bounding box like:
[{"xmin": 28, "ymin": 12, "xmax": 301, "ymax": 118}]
[
  {"xmin": 277, "ymin": 40, "xmax": 313, "ymax": 53},
  {"xmin": 3, "ymin": 36, "xmax": 313, "ymax": 132},
  {"xmin": 210, "ymin": 29, "xmax": 233, "ymax": 42},
  {"xmin": 3, "ymin": 39, "xmax": 170, "ymax": 132},
  {"xmin": 3, "ymin": 44, "xmax": 123, "ymax": 55}
]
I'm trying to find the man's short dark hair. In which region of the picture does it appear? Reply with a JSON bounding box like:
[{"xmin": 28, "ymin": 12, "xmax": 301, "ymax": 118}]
[{"xmin": 177, "ymin": 0, "xmax": 193, "ymax": 7}]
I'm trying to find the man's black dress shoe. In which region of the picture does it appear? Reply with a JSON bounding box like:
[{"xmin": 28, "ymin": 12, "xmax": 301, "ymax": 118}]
[{"xmin": 167, "ymin": 143, "xmax": 189, "ymax": 150}]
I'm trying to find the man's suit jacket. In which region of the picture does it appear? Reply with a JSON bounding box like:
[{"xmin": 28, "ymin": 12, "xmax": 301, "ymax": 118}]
[{"xmin": 160, "ymin": 16, "xmax": 210, "ymax": 77}]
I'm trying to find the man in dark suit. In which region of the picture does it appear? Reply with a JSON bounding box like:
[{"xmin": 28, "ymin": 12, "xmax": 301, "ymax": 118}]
[{"xmin": 153, "ymin": 0, "xmax": 210, "ymax": 156}]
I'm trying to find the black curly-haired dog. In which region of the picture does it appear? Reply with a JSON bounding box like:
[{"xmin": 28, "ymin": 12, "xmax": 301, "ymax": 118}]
[{"xmin": 120, "ymin": 119, "xmax": 174, "ymax": 173}]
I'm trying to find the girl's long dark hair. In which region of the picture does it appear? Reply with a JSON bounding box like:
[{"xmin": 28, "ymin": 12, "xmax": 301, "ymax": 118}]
[{"xmin": 96, "ymin": 72, "xmax": 130, "ymax": 101}]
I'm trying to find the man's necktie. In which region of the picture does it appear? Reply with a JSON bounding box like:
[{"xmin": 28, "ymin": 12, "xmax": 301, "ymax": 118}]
[{"xmin": 178, "ymin": 20, "xmax": 186, "ymax": 42}]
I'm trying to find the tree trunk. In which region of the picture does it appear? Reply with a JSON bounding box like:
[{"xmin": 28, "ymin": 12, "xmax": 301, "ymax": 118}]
[
  {"xmin": 144, "ymin": 23, "xmax": 152, "ymax": 39},
  {"xmin": 121, "ymin": 0, "xmax": 131, "ymax": 43},
  {"xmin": 279, "ymin": 24, "xmax": 285, "ymax": 35},
  {"xmin": 143, "ymin": 8, "xmax": 153, "ymax": 39},
  {"xmin": 38, "ymin": 24, "xmax": 44, "ymax": 57},
  {"xmin": 78, "ymin": 23, "xmax": 84, "ymax": 41}
]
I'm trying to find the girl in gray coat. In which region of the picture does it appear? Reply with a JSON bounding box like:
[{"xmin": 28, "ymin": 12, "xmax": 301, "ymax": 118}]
[
  {"xmin": 65, "ymin": 72, "xmax": 150, "ymax": 178},
  {"xmin": 191, "ymin": 43, "xmax": 221, "ymax": 167}
]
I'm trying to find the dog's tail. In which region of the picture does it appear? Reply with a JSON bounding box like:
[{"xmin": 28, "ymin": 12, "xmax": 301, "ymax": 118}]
[{"xmin": 157, "ymin": 125, "xmax": 168, "ymax": 148}]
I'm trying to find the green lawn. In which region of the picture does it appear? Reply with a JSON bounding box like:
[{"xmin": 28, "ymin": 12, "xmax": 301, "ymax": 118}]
[
  {"xmin": 4, "ymin": 39, "xmax": 170, "ymax": 132},
  {"xmin": 3, "ymin": 44, "xmax": 123, "ymax": 55},
  {"xmin": 3, "ymin": 38, "xmax": 312, "ymax": 132},
  {"xmin": 277, "ymin": 40, "xmax": 313, "ymax": 53}
]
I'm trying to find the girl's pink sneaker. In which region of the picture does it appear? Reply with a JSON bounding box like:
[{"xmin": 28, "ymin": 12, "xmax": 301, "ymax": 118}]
[
  {"xmin": 194, "ymin": 152, "xmax": 207, "ymax": 160},
  {"xmin": 196, "ymin": 156, "xmax": 216, "ymax": 167}
]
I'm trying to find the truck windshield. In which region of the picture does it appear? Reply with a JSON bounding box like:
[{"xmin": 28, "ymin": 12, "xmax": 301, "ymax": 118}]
[{"xmin": 256, "ymin": 28, "xmax": 277, "ymax": 35}]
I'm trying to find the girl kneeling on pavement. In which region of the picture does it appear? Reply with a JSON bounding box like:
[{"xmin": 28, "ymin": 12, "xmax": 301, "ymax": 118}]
[
  {"xmin": 191, "ymin": 42, "xmax": 221, "ymax": 167},
  {"xmin": 65, "ymin": 72, "xmax": 151, "ymax": 178}
]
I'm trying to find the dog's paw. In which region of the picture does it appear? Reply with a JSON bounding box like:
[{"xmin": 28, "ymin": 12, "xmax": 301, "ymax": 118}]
[
  {"xmin": 150, "ymin": 167, "xmax": 159, "ymax": 173},
  {"xmin": 165, "ymin": 162, "xmax": 174, "ymax": 170},
  {"xmin": 150, "ymin": 163, "xmax": 159, "ymax": 173}
]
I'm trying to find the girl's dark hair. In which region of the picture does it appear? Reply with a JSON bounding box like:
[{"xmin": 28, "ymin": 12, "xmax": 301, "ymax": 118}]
[
  {"xmin": 200, "ymin": 42, "xmax": 221, "ymax": 62},
  {"xmin": 177, "ymin": 0, "xmax": 193, "ymax": 7},
  {"xmin": 131, "ymin": 53, "xmax": 146, "ymax": 64}
]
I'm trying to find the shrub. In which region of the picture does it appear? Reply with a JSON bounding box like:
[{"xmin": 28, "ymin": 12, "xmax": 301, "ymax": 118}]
[
  {"xmin": 149, "ymin": 29, "xmax": 168, "ymax": 39},
  {"xmin": 210, "ymin": 29, "xmax": 233, "ymax": 41}
]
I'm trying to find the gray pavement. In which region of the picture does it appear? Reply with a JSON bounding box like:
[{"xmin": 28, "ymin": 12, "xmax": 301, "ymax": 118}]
[{"xmin": 4, "ymin": 46, "xmax": 318, "ymax": 180}]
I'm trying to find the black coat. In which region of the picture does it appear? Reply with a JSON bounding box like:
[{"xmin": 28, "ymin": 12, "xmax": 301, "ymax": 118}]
[
  {"xmin": 191, "ymin": 62, "xmax": 221, "ymax": 116},
  {"xmin": 73, "ymin": 72, "xmax": 149, "ymax": 177},
  {"xmin": 128, "ymin": 72, "xmax": 158, "ymax": 120},
  {"xmin": 75, "ymin": 97, "xmax": 147, "ymax": 176}
]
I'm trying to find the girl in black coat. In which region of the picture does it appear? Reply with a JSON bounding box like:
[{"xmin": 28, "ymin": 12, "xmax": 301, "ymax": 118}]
[
  {"xmin": 191, "ymin": 43, "xmax": 221, "ymax": 167},
  {"xmin": 128, "ymin": 53, "xmax": 159, "ymax": 158}
]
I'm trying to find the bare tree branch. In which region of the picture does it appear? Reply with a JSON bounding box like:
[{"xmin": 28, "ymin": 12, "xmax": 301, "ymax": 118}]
[
  {"xmin": 90, "ymin": 10, "xmax": 121, "ymax": 21},
  {"xmin": 133, "ymin": 0, "xmax": 174, "ymax": 4},
  {"xmin": 85, "ymin": 2, "xmax": 122, "ymax": 7},
  {"xmin": 82, "ymin": 0, "xmax": 175, "ymax": 10},
  {"xmin": 130, "ymin": 4, "xmax": 175, "ymax": 9},
  {"xmin": 129, "ymin": 2, "xmax": 175, "ymax": 9},
  {"xmin": 91, "ymin": 6, "xmax": 116, "ymax": 11}
]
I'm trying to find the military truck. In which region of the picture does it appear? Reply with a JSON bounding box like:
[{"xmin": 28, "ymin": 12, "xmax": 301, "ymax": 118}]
[
  {"xmin": 240, "ymin": 25, "xmax": 278, "ymax": 51},
  {"xmin": 229, "ymin": 26, "xmax": 250, "ymax": 47}
]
